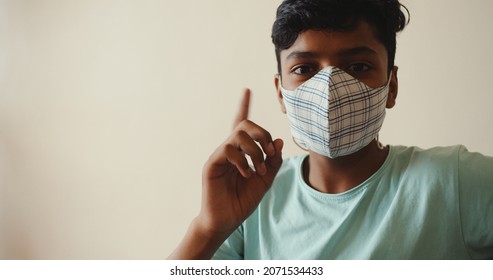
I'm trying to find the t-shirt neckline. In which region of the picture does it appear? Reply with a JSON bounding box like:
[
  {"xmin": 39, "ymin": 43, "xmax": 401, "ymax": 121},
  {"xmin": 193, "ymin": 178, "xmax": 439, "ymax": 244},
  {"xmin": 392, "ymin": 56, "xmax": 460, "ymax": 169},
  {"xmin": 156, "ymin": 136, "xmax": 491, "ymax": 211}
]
[{"xmin": 296, "ymin": 146, "xmax": 395, "ymax": 201}]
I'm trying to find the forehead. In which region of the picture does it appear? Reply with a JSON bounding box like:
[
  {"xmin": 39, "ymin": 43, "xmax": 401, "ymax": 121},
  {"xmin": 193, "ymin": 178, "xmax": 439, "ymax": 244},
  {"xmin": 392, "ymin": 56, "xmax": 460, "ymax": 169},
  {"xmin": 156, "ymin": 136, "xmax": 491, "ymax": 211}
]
[{"xmin": 280, "ymin": 21, "xmax": 388, "ymax": 64}]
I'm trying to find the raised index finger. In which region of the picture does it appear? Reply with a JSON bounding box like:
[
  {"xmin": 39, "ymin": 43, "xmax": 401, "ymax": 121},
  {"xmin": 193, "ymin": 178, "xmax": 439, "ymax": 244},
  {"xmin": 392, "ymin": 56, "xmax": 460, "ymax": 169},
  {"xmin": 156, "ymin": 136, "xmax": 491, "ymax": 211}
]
[{"xmin": 232, "ymin": 88, "xmax": 251, "ymax": 130}]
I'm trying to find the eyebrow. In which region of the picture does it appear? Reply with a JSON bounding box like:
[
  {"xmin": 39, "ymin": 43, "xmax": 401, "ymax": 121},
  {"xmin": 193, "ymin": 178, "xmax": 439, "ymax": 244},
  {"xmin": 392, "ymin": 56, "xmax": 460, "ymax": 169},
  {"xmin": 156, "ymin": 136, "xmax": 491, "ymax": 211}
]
[
  {"xmin": 285, "ymin": 51, "xmax": 320, "ymax": 61},
  {"xmin": 337, "ymin": 46, "xmax": 378, "ymax": 57},
  {"xmin": 285, "ymin": 46, "xmax": 378, "ymax": 61}
]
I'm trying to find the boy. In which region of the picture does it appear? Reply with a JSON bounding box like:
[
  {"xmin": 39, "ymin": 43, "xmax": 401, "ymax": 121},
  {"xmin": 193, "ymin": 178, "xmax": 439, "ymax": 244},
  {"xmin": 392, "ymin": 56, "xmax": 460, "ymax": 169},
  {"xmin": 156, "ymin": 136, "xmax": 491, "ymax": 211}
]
[{"xmin": 169, "ymin": 0, "xmax": 493, "ymax": 259}]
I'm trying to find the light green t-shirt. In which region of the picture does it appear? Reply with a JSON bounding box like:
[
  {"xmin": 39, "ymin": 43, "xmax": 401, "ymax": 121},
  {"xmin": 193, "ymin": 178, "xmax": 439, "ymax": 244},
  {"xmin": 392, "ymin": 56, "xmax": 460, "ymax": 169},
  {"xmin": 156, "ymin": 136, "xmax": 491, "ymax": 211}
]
[{"xmin": 213, "ymin": 145, "xmax": 493, "ymax": 259}]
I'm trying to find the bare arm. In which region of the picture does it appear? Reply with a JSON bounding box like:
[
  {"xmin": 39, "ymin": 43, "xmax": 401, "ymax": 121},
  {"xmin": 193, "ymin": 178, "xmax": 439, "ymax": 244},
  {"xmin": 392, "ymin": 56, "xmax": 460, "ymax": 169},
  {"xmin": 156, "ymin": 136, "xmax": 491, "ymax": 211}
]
[{"xmin": 168, "ymin": 89, "xmax": 284, "ymax": 259}]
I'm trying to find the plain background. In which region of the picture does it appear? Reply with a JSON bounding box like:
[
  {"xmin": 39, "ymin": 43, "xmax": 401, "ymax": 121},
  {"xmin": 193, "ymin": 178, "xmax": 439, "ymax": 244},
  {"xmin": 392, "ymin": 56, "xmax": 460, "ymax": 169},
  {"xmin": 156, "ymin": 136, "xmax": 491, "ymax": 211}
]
[{"xmin": 0, "ymin": 0, "xmax": 492, "ymax": 259}]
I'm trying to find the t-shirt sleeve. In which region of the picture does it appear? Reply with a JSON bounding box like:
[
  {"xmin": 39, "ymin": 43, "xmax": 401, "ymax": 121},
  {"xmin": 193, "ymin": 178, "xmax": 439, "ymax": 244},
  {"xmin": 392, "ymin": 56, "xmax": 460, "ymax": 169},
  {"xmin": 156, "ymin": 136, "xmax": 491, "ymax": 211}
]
[
  {"xmin": 211, "ymin": 225, "xmax": 244, "ymax": 260},
  {"xmin": 457, "ymin": 146, "xmax": 493, "ymax": 259}
]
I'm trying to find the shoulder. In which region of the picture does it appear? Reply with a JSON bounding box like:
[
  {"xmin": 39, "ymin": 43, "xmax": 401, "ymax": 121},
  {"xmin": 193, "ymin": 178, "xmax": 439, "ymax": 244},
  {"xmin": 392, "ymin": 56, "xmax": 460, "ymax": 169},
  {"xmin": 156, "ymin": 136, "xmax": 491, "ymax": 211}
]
[
  {"xmin": 389, "ymin": 145, "xmax": 468, "ymax": 173},
  {"xmin": 390, "ymin": 145, "xmax": 492, "ymax": 169},
  {"xmin": 381, "ymin": 145, "xmax": 470, "ymax": 196},
  {"xmin": 391, "ymin": 145, "xmax": 465, "ymax": 160},
  {"xmin": 385, "ymin": 145, "xmax": 493, "ymax": 199}
]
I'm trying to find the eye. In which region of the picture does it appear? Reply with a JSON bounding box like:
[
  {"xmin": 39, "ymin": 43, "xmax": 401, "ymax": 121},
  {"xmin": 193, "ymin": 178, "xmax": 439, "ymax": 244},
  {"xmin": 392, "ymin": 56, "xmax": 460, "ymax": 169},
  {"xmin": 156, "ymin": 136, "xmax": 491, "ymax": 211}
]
[
  {"xmin": 292, "ymin": 65, "xmax": 315, "ymax": 75},
  {"xmin": 347, "ymin": 63, "xmax": 370, "ymax": 73}
]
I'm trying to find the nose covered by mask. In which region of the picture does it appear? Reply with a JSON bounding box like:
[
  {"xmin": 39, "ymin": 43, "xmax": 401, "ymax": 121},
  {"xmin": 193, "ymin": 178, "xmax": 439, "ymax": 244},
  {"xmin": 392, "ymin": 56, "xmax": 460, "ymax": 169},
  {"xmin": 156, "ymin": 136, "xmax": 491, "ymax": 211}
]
[{"xmin": 280, "ymin": 66, "xmax": 391, "ymax": 158}]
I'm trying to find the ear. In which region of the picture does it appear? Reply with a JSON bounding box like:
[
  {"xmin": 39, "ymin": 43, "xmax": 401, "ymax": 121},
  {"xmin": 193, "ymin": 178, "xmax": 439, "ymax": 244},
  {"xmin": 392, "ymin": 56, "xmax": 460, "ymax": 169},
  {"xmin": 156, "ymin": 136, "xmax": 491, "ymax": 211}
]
[
  {"xmin": 386, "ymin": 66, "xmax": 399, "ymax": 108},
  {"xmin": 274, "ymin": 74, "xmax": 287, "ymax": 114}
]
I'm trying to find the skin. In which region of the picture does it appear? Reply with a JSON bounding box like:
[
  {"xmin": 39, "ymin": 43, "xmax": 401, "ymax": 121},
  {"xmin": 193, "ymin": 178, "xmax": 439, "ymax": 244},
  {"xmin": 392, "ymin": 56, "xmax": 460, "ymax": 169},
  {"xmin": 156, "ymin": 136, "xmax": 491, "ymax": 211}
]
[
  {"xmin": 274, "ymin": 21, "xmax": 399, "ymax": 194},
  {"xmin": 168, "ymin": 89, "xmax": 284, "ymax": 259},
  {"xmin": 168, "ymin": 20, "xmax": 398, "ymax": 259}
]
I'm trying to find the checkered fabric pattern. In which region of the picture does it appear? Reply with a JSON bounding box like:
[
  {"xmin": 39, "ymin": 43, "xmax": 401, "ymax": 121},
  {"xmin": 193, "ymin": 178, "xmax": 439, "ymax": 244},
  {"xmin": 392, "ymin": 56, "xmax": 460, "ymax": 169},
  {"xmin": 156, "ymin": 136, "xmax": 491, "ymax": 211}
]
[{"xmin": 280, "ymin": 66, "xmax": 390, "ymax": 158}]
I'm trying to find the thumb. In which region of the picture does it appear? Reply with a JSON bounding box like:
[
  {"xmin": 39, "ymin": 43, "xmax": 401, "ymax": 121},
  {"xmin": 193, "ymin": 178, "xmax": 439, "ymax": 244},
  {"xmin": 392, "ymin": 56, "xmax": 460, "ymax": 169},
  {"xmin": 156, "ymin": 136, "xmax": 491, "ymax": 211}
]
[{"xmin": 261, "ymin": 138, "xmax": 284, "ymax": 185}]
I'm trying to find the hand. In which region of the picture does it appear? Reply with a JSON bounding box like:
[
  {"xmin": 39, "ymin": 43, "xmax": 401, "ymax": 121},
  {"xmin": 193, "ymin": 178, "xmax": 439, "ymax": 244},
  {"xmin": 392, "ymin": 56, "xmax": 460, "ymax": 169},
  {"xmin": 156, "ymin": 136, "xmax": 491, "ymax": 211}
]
[
  {"xmin": 197, "ymin": 88, "xmax": 284, "ymax": 239},
  {"xmin": 167, "ymin": 89, "xmax": 284, "ymax": 259}
]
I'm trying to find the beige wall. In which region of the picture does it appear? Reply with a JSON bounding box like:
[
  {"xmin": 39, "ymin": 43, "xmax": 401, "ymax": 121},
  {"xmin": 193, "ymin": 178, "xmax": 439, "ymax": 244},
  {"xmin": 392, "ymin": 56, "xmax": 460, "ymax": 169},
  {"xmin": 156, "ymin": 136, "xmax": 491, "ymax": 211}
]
[{"xmin": 0, "ymin": 0, "xmax": 492, "ymax": 259}]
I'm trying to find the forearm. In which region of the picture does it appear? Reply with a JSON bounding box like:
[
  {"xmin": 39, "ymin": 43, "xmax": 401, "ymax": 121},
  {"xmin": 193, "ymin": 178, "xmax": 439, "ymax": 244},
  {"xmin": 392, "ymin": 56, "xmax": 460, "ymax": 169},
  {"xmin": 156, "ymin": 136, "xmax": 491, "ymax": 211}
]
[{"xmin": 167, "ymin": 217, "xmax": 231, "ymax": 260}]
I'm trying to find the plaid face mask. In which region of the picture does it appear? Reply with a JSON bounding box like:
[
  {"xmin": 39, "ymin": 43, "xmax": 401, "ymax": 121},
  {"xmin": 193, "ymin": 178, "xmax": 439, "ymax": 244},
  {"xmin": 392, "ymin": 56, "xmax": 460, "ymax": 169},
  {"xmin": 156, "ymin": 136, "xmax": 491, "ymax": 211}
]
[{"xmin": 280, "ymin": 66, "xmax": 390, "ymax": 158}]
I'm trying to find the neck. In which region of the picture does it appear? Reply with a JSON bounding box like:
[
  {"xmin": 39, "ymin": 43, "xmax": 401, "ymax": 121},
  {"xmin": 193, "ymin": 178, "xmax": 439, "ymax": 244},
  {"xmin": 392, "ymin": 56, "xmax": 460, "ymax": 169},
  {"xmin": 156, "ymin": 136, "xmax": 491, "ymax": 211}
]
[{"xmin": 302, "ymin": 140, "xmax": 389, "ymax": 194}]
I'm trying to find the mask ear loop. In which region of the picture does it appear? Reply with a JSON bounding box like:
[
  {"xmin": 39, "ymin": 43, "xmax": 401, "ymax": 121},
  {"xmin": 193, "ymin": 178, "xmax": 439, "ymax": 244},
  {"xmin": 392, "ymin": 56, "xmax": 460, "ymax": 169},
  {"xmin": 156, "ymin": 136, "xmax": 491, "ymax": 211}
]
[
  {"xmin": 376, "ymin": 135, "xmax": 385, "ymax": 150},
  {"xmin": 374, "ymin": 69, "xmax": 393, "ymax": 151},
  {"xmin": 292, "ymin": 136, "xmax": 310, "ymax": 152}
]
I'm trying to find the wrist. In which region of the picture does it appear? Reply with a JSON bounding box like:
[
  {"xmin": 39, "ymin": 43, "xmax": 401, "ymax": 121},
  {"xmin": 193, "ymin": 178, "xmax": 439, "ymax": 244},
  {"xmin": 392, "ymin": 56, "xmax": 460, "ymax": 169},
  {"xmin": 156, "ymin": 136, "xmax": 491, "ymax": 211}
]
[
  {"xmin": 190, "ymin": 216, "xmax": 233, "ymax": 246},
  {"xmin": 167, "ymin": 217, "xmax": 232, "ymax": 260}
]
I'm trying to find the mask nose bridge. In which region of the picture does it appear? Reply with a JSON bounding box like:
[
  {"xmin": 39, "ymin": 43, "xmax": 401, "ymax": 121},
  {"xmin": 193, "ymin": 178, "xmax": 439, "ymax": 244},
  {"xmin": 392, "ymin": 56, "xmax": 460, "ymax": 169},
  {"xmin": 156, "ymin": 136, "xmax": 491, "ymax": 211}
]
[
  {"xmin": 304, "ymin": 66, "xmax": 337, "ymax": 89},
  {"xmin": 279, "ymin": 65, "xmax": 342, "ymax": 92}
]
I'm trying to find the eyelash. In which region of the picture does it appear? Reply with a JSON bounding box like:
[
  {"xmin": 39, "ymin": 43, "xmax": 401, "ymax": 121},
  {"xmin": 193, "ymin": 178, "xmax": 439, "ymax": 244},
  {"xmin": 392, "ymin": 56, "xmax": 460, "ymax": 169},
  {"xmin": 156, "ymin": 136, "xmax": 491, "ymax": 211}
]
[
  {"xmin": 347, "ymin": 63, "xmax": 371, "ymax": 73},
  {"xmin": 291, "ymin": 63, "xmax": 372, "ymax": 76},
  {"xmin": 292, "ymin": 65, "xmax": 315, "ymax": 75}
]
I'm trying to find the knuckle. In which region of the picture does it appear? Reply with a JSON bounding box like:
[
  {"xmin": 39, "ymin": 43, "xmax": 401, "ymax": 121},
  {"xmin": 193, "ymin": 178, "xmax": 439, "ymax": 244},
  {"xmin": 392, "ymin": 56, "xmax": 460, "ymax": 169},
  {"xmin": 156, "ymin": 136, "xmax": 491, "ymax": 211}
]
[
  {"xmin": 261, "ymin": 130, "xmax": 273, "ymax": 142},
  {"xmin": 236, "ymin": 119, "xmax": 253, "ymax": 130},
  {"xmin": 241, "ymin": 119, "xmax": 253, "ymax": 126},
  {"xmin": 223, "ymin": 143, "xmax": 236, "ymax": 154},
  {"xmin": 233, "ymin": 129, "xmax": 247, "ymax": 139},
  {"xmin": 250, "ymin": 146, "xmax": 264, "ymax": 161},
  {"xmin": 226, "ymin": 130, "xmax": 244, "ymax": 143}
]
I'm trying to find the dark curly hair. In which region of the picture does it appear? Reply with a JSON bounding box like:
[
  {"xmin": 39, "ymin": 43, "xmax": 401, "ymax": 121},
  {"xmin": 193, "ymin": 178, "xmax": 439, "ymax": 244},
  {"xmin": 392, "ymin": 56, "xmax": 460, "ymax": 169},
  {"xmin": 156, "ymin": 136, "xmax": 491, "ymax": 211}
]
[{"xmin": 271, "ymin": 0, "xmax": 410, "ymax": 75}]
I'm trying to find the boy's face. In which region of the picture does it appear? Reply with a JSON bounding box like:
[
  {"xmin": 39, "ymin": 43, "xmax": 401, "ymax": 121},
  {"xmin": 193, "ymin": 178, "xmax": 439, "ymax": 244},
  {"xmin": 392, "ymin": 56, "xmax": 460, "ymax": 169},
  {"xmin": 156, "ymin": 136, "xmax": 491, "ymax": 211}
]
[{"xmin": 275, "ymin": 20, "xmax": 398, "ymax": 112}]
